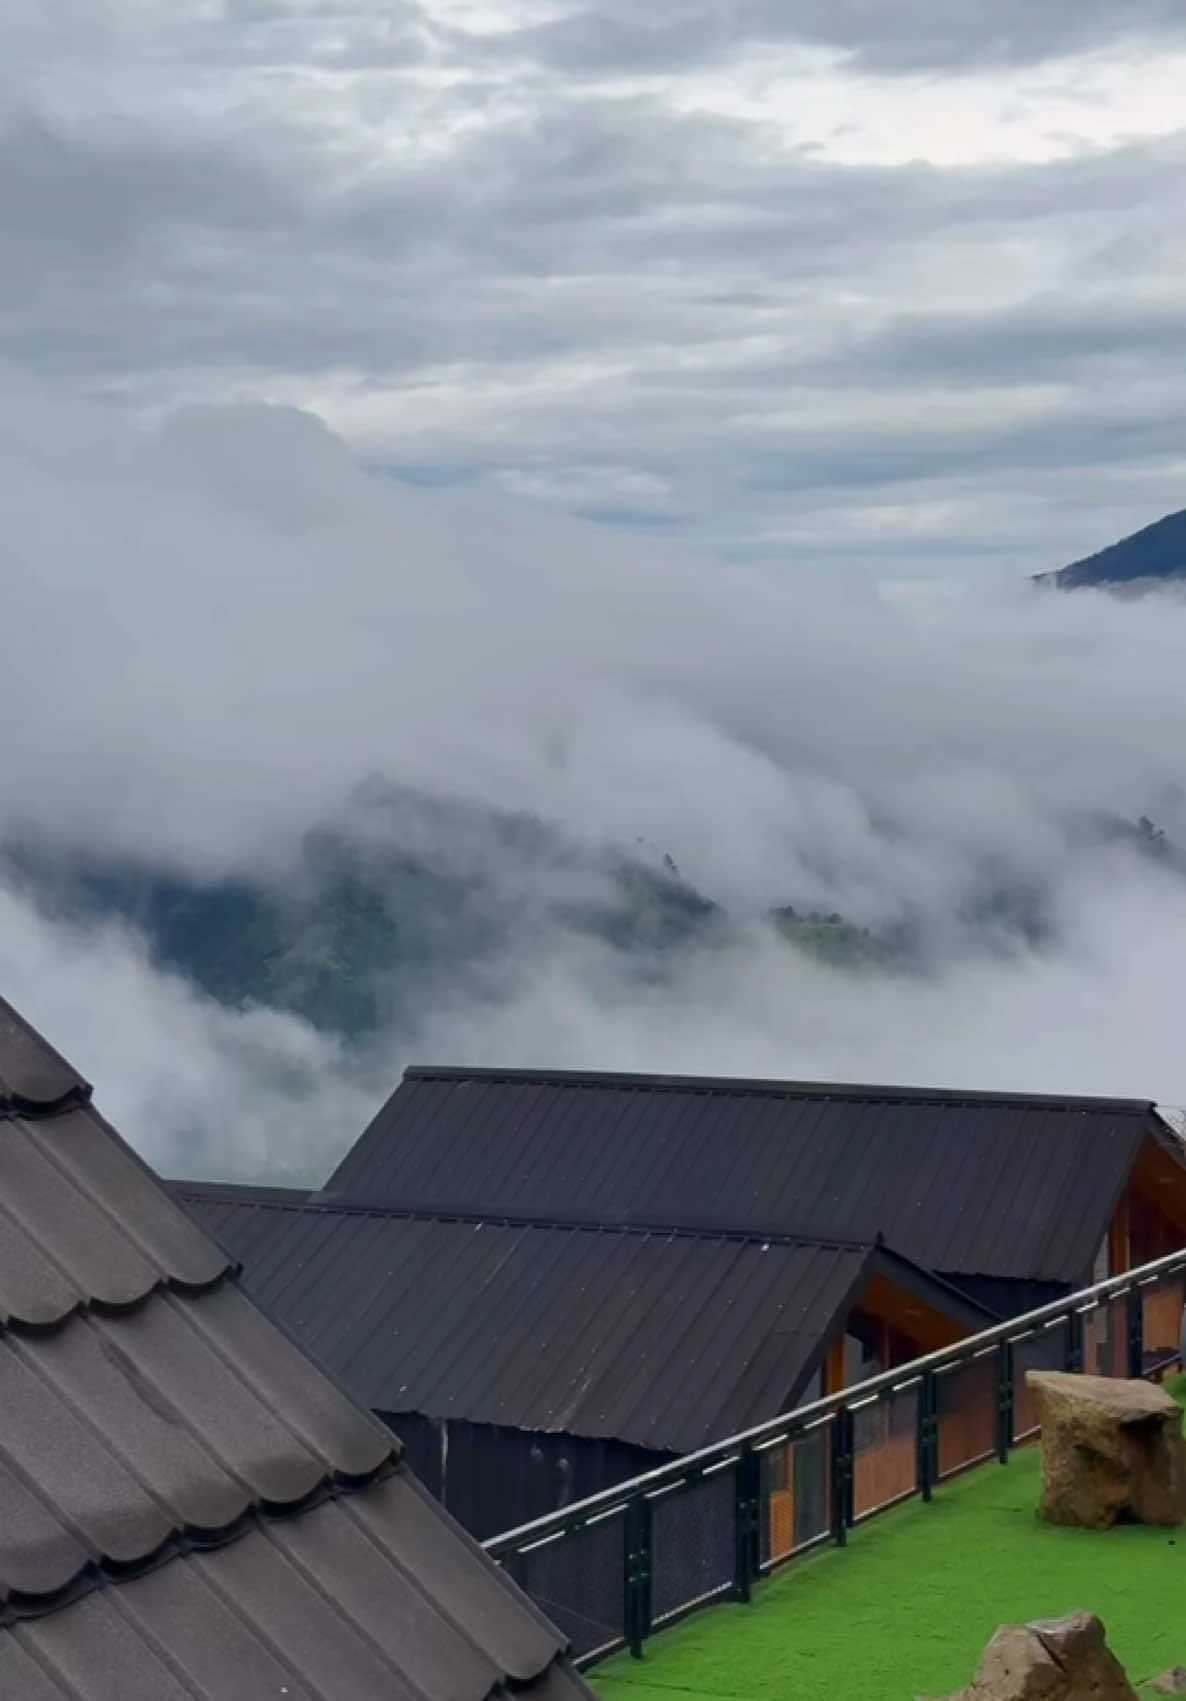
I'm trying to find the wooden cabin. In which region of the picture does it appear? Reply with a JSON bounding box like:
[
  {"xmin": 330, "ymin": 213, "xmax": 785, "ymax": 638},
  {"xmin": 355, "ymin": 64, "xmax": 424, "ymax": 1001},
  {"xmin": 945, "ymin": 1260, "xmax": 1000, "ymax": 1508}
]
[{"xmin": 178, "ymin": 1066, "xmax": 1186, "ymax": 1564}]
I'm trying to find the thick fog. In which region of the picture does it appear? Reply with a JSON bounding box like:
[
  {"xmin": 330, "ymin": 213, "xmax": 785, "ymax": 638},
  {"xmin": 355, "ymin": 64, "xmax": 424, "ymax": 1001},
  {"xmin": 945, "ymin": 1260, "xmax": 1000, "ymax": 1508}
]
[{"xmin": 4, "ymin": 383, "xmax": 1186, "ymax": 1179}]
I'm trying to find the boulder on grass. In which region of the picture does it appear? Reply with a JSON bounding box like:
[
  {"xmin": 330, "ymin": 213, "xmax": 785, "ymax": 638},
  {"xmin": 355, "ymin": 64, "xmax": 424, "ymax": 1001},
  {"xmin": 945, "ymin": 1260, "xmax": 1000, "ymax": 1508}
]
[
  {"xmin": 1025, "ymin": 1371, "xmax": 1186, "ymax": 1529},
  {"xmin": 935, "ymin": 1610, "xmax": 1138, "ymax": 1701}
]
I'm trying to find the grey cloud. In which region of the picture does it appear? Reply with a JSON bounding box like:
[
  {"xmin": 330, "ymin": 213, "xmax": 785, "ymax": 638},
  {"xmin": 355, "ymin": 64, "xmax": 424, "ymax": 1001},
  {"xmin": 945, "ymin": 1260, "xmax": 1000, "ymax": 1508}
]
[
  {"xmin": 482, "ymin": 0, "xmax": 1186, "ymax": 76},
  {"xmin": 4, "ymin": 7, "xmax": 1186, "ymax": 574},
  {"xmin": 828, "ymin": 297, "xmax": 1186, "ymax": 385},
  {"xmin": 0, "ymin": 112, "xmax": 295, "ymax": 283}
]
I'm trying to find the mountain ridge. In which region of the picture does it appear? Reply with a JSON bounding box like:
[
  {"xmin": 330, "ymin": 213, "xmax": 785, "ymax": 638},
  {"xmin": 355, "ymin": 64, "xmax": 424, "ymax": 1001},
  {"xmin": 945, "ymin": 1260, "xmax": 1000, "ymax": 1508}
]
[{"xmin": 1034, "ymin": 505, "xmax": 1186, "ymax": 591}]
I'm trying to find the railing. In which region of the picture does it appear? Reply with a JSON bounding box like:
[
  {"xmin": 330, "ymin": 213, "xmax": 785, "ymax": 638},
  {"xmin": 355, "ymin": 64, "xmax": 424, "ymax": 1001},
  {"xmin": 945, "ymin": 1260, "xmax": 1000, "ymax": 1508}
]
[{"xmin": 484, "ymin": 1247, "xmax": 1186, "ymax": 1666}]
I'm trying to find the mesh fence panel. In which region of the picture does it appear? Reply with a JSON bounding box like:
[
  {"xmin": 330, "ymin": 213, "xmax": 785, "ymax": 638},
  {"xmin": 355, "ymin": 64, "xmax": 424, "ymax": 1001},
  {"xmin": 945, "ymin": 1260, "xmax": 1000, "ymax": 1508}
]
[
  {"xmin": 936, "ymin": 1352, "xmax": 996, "ymax": 1478},
  {"xmin": 649, "ymin": 1468, "xmax": 735, "ymax": 1624},
  {"xmin": 1012, "ymin": 1320, "xmax": 1069, "ymax": 1441},
  {"xmin": 759, "ymin": 1421, "xmax": 832, "ymax": 1567},
  {"xmin": 852, "ymin": 1383, "xmax": 919, "ymax": 1519},
  {"xmin": 1084, "ymin": 1294, "xmax": 1128, "ymax": 1378},
  {"xmin": 494, "ymin": 1265, "xmax": 1186, "ymax": 1666},
  {"xmin": 1143, "ymin": 1273, "xmax": 1184, "ymax": 1374},
  {"xmin": 516, "ymin": 1510, "xmax": 626, "ymax": 1661}
]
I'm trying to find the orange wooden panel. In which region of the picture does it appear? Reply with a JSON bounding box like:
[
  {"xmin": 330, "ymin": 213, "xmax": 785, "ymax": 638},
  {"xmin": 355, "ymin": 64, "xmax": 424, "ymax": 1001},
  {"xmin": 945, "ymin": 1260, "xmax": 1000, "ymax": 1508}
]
[
  {"xmin": 853, "ymin": 1433, "xmax": 915, "ymax": 1517},
  {"xmin": 1144, "ymin": 1278, "xmax": 1184, "ymax": 1354},
  {"xmin": 768, "ymin": 1487, "xmax": 793, "ymax": 1562},
  {"xmin": 1108, "ymin": 1191, "xmax": 1131, "ymax": 1275}
]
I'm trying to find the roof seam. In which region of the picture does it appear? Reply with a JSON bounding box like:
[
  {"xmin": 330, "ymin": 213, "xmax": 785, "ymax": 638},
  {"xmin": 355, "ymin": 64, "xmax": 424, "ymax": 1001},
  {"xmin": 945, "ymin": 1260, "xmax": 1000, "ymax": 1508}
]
[
  {"xmin": 337, "ymin": 1492, "xmax": 519, "ymax": 1692},
  {"xmin": 175, "ymin": 1190, "xmax": 887, "ymax": 1252},
  {"xmin": 7, "ymin": 1621, "xmax": 86, "ymax": 1698},
  {"xmin": 256, "ymin": 1511, "xmax": 443, "ymax": 1701},
  {"xmin": 90, "ymin": 1573, "xmax": 211, "ymax": 1701},
  {"xmin": 184, "ymin": 1542, "xmax": 333, "ymax": 1701}
]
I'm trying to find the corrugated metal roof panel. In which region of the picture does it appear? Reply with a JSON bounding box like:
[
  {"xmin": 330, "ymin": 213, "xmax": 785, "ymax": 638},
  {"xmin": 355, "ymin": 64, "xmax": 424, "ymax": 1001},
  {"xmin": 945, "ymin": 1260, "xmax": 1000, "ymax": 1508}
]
[
  {"xmin": 321, "ymin": 1068, "xmax": 1165, "ymax": 1284},
  {"xmin": 176, "ymin": 1193, "xmax": 988, "ymax": 1453},
  {"xmin": 0, "ymin": 999, "xmax": 584, "ymax": 1701}
]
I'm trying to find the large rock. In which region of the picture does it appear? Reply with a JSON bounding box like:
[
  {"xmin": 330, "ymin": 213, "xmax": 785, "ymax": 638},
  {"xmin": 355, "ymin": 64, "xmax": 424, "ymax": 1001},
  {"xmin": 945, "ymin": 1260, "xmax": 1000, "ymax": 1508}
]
[
  {"xmin": 937, "ymin": 1610, "xmax": 1138, "ymax": 1701},
  {"xmin": 1026, "ymin": 1371, "xmax": 1186, "ymax": 1528}
]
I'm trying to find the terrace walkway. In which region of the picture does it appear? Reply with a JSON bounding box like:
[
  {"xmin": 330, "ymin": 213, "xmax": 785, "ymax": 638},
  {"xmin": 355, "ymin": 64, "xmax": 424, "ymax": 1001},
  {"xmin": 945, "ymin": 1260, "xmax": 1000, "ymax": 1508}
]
[{"xmin": 593, "ymin": 1379, "xmax": 1186, "ymax": 1701}]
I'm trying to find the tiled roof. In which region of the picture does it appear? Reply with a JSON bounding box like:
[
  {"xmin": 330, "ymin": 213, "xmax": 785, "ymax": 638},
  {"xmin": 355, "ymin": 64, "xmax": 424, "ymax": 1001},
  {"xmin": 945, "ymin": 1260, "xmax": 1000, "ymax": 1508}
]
[
  {"xmin": 176, "ymin": 1188, "xmax": 992, "ymax": 1453},
  {"xmin": 322, "ymin": 1066, "xmax": 1171, "ymax": 1285},
  {"xmin": 0, "ymin": 997, "xmax": 585, "ymax": 1701}
]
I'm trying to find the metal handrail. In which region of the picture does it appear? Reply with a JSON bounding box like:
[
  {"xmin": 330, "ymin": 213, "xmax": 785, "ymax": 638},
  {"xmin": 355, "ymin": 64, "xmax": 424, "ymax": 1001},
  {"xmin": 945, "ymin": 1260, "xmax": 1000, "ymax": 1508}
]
[{"xmin": 484, "ymin": 1243, "xmax": 1186, "ymax": 1559}]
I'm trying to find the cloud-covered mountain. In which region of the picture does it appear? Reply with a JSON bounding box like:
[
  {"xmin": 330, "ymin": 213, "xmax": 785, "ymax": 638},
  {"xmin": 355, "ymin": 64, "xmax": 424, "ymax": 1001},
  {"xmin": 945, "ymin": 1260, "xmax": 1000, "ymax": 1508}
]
[
  {"xmin": 8, "ymin": 385, "xmax": 1186, "ymax": 1184},
  {"xmin": 1035, "ymin": 507, "xmax": 1186, "ymax": 592},
  {"xmin": 9, "ymin": 779, "xmax": 1182, "ymax": 1053}
]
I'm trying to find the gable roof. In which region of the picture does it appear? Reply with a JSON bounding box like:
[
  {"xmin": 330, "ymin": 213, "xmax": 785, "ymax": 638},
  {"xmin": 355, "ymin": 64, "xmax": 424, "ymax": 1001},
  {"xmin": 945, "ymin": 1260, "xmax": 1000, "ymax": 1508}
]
[
  {"xmin": 0, "ymin": 999, "xmax": 586, "ymax": 1701},
  {"xmin": 322, "ymin": 1066, "xmax": 1178, "ymax": 1286},
  {"xmin": 176, "ymin": 1185, "xmax": 992, "ymax": 1453}
]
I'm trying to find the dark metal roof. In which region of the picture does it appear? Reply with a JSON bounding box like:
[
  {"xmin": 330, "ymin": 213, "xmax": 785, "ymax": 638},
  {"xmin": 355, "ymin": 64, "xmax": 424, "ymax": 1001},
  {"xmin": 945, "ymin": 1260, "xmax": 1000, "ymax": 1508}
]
[
  {"xmin": 0, "ymin": 997, "xmax": 583, "ymax": 1701},
  {"xmin": 176, "ymin": 1186, "xmax": 991, "ymax": 1453},
  {"xmin": 322, "ymin": 1066, "xmax": 1170, "ymax": 1285}
]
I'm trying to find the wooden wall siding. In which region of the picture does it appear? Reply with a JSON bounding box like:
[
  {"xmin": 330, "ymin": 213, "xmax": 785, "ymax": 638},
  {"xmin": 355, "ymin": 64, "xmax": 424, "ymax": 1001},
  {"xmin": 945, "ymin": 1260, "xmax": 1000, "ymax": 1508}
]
[
  {"xmin": 1121, "ymin": 1137, "xmax": 1186, "ymax": 1272},
  {"xmin": 937, "ymin": 1354, "xmax": 997, "ymax": 1477},
  {"xmin": 765, "ymin": 1432, "xmax": 832, "ymax": 1563},
  {"xmin": 1011, "ymin": 1370, "xmax": 1040, "ymax": 1439},
  {"xmin": 1108, "ymin": 1192, "xmax": 1131, "ymax": 1276},
  {"xmin": 853, "ymin": 1432, "xmax": 916, "ymax": 1517},
  {"xmin": 768, "ymin": 1422, "xmax": 918, "ymax": 1552},
  {"xmin": 859, "ymin": 1272, "xmax": 968, "ymax": 1354},
  {"xmin": 1144, "ymin": 1276, "xmax": 1184, "ymax": 1358},
  {"xmin": 824, "ymin": 1336, "xmax": 847, "ymax": 1396},
  {"xmin": 768, "ymin": 1486, "xmax": 794, "ymax": 1561}
]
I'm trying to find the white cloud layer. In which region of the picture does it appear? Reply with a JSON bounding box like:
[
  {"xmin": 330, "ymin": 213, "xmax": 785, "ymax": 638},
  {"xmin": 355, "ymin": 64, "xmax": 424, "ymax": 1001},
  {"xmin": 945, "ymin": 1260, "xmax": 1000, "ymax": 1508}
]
[{"xmin": 4, "ymin": 386, "xmax": 1186, "ymax": 1178}]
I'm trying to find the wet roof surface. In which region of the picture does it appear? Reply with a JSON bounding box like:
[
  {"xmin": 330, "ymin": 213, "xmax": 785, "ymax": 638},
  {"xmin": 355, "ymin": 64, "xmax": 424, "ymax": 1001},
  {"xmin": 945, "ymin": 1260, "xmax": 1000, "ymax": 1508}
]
[
  {"xmin": 179, "ymin": 1188, "xmax": 991, "ymax": 1452},
  {"xmin": 324, "ymin": 1066, "xmax": 1166, "ymax": 1285},
  {"xmin": 0, "ymin": 997, "xmax": 585, "ymax": 1701}
]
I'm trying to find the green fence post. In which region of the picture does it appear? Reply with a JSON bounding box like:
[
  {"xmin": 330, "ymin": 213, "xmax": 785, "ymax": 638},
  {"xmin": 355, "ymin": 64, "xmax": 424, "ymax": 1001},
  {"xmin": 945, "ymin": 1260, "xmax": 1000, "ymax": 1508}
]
[
  {"xmin": 1065, "ymin": 1310, "xmax": 1084, "ymax": 1374},
  {"xmin": 733, "ymin": 1446, "xmax": 761, "ymax": 1603},
  {"xmin": 830, "ymin": 1408, "xmax": 854, "ymax": 1545},
  {"xmin": 624, "ymin": 1495, "xmax": 653, "ymax": 1658},
  {"xmin": 995, "ymin": 1341, "xmax": 1013, "ymax": 1463},
  {"xmin": 917, "ymin": 1372, "xmax": 938, "ymax": 1502},
  {"xmin": 1126, "ymin": 1286, "xmax": 1144, "ymax": 1380}
]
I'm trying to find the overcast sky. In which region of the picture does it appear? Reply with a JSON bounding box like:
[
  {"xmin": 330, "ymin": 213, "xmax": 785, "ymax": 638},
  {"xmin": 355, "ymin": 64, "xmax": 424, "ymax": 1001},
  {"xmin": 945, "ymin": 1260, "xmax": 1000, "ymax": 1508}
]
[
  {"xmin": 5, "ymin": 0, "xmax": 1186, "ymax": 577},
  {"xmin": 6, "ymin": 3, "xmax": 1186, "ymax": 1172}
]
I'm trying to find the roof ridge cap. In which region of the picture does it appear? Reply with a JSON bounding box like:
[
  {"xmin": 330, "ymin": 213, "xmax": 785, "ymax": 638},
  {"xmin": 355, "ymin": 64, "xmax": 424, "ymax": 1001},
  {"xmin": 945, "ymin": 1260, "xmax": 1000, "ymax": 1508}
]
[{"xmin": 399, "ymin": 1064, "xmax": 1155, "ymax": 1112}]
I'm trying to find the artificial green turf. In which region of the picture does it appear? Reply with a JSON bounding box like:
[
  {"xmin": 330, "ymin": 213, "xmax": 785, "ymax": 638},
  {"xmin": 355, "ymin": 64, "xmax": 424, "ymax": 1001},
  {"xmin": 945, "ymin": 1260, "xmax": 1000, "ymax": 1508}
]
[{"xmin": 594, "ymin": 1391, "xmax": 1186, "ymax": 1701}]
